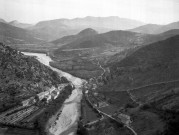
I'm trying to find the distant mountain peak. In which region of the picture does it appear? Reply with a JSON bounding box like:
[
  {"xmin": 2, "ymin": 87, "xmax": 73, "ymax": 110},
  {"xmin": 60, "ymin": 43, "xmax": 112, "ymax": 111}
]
[
  {"xmin": 130, "ymin": 21, "xmax": 179, "ymax": 34},
  {"xmin": 8, "ymin": 20, "xmax": 33, "ymax": 29},
  {"xmin": 77, "ymin": 28, "xmax": 98, "ymax": 36},
  {"xmin": 0, "ymin": 18, "xmax": 6, "ymax": 23},
  {"xmin": 51, "ymin": 28, "xmax": 98, "ymax": 45},
  {"xmin": 9, "ymin": 20, "xmax": 19, "ymax": 24},
  {"xmin": 129, "ymin": 24, "xmax": 163, "ymax": 34}
]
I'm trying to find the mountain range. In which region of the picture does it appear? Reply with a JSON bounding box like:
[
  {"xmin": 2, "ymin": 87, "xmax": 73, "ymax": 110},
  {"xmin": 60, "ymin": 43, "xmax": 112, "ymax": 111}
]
[
  {"xmin": 130, "ymin": 21, "xmax": 179, "ymax": 34},
  {"xmin": 9, "ymin": 20, "xmax": 33, "ymax": 29},
  {"xmin": 1, "ymin": 16, "xmax": 179, "ymax": 57},
  {"xmin": 28, "ymin": 16, "xmax": 145, "ymax": 41},
  {"xmin": 0, "ymin": 21, "xmax": 57, "ymax": 53},
  {"xmin": 54, "ymin": 29, "xmax": 179, "ymax": 51},
  {"xmin": 0, "ymin": 22, "xmax": 44, "ymax": 44},
  {"xmin": 1, "ymin": 17, "xmax": 179, "ymax": 43},
  {"xmin": 0, "ymin": 18, "xmax": 32, "ymax": 28}
]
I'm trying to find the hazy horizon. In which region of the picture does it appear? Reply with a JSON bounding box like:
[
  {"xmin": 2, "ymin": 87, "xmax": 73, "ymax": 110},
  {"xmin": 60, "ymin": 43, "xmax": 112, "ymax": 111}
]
[{"xmin": 0, "ymin": 0, "xmax": 179, "ymax": 25}]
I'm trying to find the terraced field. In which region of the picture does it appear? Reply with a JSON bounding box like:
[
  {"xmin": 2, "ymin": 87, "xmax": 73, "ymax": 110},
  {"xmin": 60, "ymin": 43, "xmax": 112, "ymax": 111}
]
[
  {"xmin": 130, "ymin": 80, "xmax": 179, "ymax": 103},
  {"xmin": 0, "ymin": 106, "xmax": 39, "ymax": 125}
]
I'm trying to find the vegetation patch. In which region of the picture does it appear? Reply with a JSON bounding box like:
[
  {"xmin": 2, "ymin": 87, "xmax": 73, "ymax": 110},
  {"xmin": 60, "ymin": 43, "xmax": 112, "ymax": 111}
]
[
  {"xmin": 0, "ymin": 43, "xmax": 68, "ymax": 112},
  {"xmin": 81, "ymin": 96, "xmax": 101, "ymax": 125}
]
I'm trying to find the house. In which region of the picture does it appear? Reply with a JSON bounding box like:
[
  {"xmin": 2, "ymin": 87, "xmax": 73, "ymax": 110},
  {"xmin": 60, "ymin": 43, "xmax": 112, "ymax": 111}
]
[
  {"xmin": 37, "ymin": 91, "xmax": 49, "ymax": 100},
  {"xmin": 45, "ymin": 95, "xmax": 51, "ymax": 103},
  {"xmin": 51, "ymin": 91, "xmax": 58, "ymax": 99},
  {"xmin": 22, "ymin": 97, "xmax": 35, "ymax": 106},
  {"xmin": 117, "ymin": 113, "xmax": 131, "ymax": 125}
]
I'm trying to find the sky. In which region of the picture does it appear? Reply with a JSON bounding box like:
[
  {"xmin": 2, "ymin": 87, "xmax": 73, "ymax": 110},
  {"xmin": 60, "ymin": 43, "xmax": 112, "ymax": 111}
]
[{"xmin": 0, "ymin": 0, "xmax": 179, "ymax": 24}]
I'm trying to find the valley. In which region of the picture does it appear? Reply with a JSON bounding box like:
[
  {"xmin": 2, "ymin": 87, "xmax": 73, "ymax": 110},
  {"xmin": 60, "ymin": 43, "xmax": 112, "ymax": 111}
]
[
  {"xmin": 48, "ymin": 31, "xmax": 179, "ymax": 135},
  {"xmin": 21, "ymin": 52, "xmax": 85, "ymax": 135},
  {"xmin": 0, "ymin": 14, "xmax": 179, "ymax": 135}
]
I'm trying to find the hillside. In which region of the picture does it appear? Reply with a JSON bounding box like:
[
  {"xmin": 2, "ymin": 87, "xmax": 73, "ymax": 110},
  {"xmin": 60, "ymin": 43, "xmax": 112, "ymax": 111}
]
[
  {"xmin": 155, "ymin": 21, "xmax": 179, "ymax": 34},
  {"xmin": 0, "ymin": 22, "xmax": 56, "ymax": 52},
  {"xmin": 0, "ymin": 18, "xmax": 6, "ymax": 23},
  {"xmin": 96, "ymin": 35, "xmax": 179, "ymax": 135},
  {"xmin": 159, "ymin": 29, "xmax": 179, "ymax": 37},
  {"xmin": 113, "ymin": 35, "xmax": 179, "ymax": 68},
  {"xmin": 130, "ymin": 21, "xmax": 179, "ymax": 34},
  {"xmin": 55, "ymin": 29, "xmax": 179, "ymax": 51},
  {"xmin": 101, "ymin": 35, "xmax": 179, "ymax": 91},
  {"xmin": 9, "ymin": 20, "xmax": 33, "ymax": 29},
  {"xmin": 56, "ymin": 30, "xmax": 146, "ymax": 50},
  {"xmin": 129, "ymin": 24, "xmax": 163, "ymax": 34},
  {"xmin": 29, "ymin": 16, "xmax": 145, "ymax": 41},
  {"xmin": 51, "ymin": 28, "xmax": 98, "ymax": 45},
  {"xmin": 0, "ymin": 43, "xmax": 68, "ymax": 112},
  {"xmin": 0, "ymin": 22, "xmax": 45, "ymax": 44}
]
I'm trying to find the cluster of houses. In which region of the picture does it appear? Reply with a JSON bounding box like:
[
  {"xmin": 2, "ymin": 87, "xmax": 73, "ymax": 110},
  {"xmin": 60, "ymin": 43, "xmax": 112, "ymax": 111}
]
[
  {"xmin": 86, "ymin": 85, "xmax": 132, "ymax": 126},
  {"xmin": 22, "ymin": 83, "xmax": 69, "ymax": 106},
  {"xmin": 0, "ymin": 83, "xmax": 75, "ymax": 128},
  {"xmin": 87, "ymin": 92, "xmax": 108, "ymax": 109},
  {"xmin": 112, "ymin": 112, "xmax": 131, "ymax": 126}
]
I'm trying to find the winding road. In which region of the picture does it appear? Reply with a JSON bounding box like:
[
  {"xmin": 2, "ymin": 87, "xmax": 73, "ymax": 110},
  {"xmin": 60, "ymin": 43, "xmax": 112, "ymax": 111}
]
[{"xmin": 87, "ymin": 59, "xmax": 138, "ymax": 135}]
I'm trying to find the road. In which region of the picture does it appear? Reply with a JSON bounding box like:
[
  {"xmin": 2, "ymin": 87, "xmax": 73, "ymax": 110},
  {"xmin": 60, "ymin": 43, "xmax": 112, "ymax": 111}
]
[
  {"xmin": 85, "ymin": 93, "xmax": 137, "ymax": 135},
  {"xmin": 127, "ymin": 90, "xmax": 142, "ymax": 106},
  {"xmin": 127, "ymin": 79, "xmax": 179, "ymax": 92},
  {"xmin": 88, "ymin": 59, "xmax": 138, "ymax": 135}
]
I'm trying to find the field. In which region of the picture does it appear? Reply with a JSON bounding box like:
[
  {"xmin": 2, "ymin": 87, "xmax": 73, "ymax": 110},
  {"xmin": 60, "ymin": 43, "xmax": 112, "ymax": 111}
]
[
  {"xmin": 130, "ymin": 110, "xmax": 165, "ymax": 135},
  {"xmin": 81, "ymin": 96, "xmax": 100, "ymax": 125},
  {"xmin": 9, "ymin": 43, "xmax": 58, "ymax": 53},
  {"xmin": 49, "ymin": 58, "xmax": 103, "ymax": 79},
  {"xmin": 100, "ymin": 91, "xmax": 138, "ymax": 108},
  {"xmin": 130, "ymin": 80, "xmax": 179, "ymax": 103},
  {"xmin": 88, "ymin": 118, "xmax": 134, "ymax": 135},
  {"xmin": 0, "ymin": 127, "xmax": 39, "ymax": 135},
  {"xmin": 99, "ymin": 105, "xmax": 118, "ymax": 115}
]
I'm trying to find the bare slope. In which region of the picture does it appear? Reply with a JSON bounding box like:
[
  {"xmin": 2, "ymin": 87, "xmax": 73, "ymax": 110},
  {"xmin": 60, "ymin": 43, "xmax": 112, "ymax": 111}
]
[{"xmin": 0, "ymin": 22, "xmax": 44, "ymax": 44}]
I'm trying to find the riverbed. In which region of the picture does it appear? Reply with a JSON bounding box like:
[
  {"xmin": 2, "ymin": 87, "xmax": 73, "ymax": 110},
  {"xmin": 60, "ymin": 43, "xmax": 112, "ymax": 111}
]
[
  {"xmin": 22, "ymin": 52, "xmax": 85, "ymax": 135},
  {"xmin": 22, "ymin": 52, "xmax": 84, "ymax": 86}
]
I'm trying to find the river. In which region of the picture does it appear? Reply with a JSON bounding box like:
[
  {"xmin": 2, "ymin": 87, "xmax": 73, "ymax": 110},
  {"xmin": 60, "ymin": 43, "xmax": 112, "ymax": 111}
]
[{"xmin": 22, "ymin": 52, "xmax": 86, "ymax": 135}]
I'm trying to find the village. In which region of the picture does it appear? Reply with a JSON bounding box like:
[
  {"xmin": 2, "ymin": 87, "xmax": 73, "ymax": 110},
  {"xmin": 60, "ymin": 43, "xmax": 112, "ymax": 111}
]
[
  {"xmin": 0, "ymin": 83, "xmax": 73, "ymax": 128},
  {"xmin": 81, "ymin": 80, "xmax": 132, "ymax": 126}
]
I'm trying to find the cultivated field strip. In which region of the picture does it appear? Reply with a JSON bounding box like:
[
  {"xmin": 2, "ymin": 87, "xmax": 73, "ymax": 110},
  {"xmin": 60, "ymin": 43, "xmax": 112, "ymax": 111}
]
[{"xmin": 0, "ymin": 106, "xmax": 39, "ymax": 125}]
